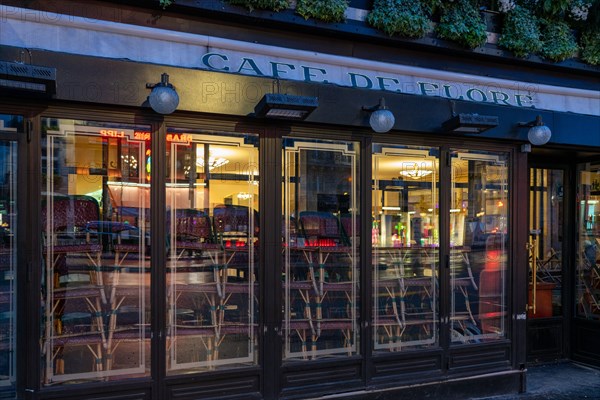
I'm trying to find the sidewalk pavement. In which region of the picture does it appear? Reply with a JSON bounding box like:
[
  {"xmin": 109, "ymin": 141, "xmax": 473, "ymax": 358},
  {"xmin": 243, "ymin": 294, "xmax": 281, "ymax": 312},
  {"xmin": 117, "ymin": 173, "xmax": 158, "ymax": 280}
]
[{"xmin": 472, "ymin": 362, "xmax": 600, "ymax": 400}]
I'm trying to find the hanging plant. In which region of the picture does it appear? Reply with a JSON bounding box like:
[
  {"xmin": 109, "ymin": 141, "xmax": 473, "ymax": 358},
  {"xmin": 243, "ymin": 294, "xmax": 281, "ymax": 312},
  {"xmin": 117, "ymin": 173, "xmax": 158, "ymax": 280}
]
[
  {"xmin": 226, "ymin": 0, "xmax": 289, "ymax": 12},
  {"xmin": 539, "ymin": 19, "xmax": 578, "ymax": 62},
  {"xmin": 436, "ymin": 0, "xmax": 488, "ymax": 48},
  {"xmin": 580, "ymin": 28, "xmax": 600, "ymax": 65},
  {"xmin": 367, "ymin": 0, "xmax": 433, "ymax": 38},
  {"xmin": 498, "ymin": 5, "xmax": 542, "ymax": 57},
  {"xmin": 295, "ymin": 0, "xmax": 348, "ymax": 23}
]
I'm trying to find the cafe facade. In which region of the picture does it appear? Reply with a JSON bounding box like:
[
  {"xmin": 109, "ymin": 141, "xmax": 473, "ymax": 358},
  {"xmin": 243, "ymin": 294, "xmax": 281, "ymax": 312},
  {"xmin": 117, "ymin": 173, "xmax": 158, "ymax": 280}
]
[{"xmin": 0, "ymin": 1, "xmax": 599, "ymax": 399}]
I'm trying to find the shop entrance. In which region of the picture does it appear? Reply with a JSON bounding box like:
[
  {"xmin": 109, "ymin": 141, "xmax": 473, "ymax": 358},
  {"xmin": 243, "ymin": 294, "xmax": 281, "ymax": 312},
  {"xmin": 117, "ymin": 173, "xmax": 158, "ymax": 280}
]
[
  {"xmin": 278, "ymin": 138, "xmax": 514, "ymax": 397},
  {"xmin": 526, "ymin": 167, "xmax": 566, "ymax": 363}
]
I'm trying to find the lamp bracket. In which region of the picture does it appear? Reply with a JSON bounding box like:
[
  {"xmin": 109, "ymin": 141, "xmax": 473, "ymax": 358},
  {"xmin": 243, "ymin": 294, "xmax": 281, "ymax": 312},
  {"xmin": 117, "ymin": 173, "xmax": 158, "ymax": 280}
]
[
  {"xmin": 518, "ymin": 115, "xmax": 543, "ymax": 128},
  {"xmin": 362, "ymin": 98, "xmax": 387, "ymax": 112},
  {"xmin": 146, "ymin": 73, "xmax": 173, "ymax": 89}
]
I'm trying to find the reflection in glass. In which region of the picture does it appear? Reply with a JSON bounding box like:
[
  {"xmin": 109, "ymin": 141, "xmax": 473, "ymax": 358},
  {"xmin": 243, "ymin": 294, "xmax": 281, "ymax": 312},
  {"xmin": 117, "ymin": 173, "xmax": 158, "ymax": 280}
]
[
  {"xmin": 166, "ymin": 130, "xmax": 259, "ymax": 373},
  {"xmin": 449, "ymin": 150, "xmax": 509, "ymax": 344},
  {"xmin": 576, "ymin": 163, "xmax": 600, "ymax": 320},
  {"xmin": 41, "ymin": 119, "xmax": 151, "ymax": 384},
  {"xmin": 372, "ymin": 145, "xmax": 439, "ymax": 351},
  {"xmin": 0, "ymin": 139, "xmax": 17, "ymax": 396},
  {"xmin": 0, "ymin": 114, "xmax": 24, "ymax": 133},
  {"xmin": 528, "ymin": 169, "xmax": 563, "ymax": 318},
  {"xmin": 282, "ymin": 138, "xmax": 360, "ymax": 360}
]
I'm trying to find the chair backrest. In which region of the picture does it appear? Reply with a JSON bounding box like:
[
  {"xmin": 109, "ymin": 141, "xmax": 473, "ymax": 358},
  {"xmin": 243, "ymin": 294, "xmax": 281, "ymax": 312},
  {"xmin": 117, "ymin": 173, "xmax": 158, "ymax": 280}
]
[
  {"xmin": 42, "ymin": 195, "xmax": 100, "ymax": 232},
  {"xmin": 299, "ymin": 211, "xmax": 349, "ymax": 246},
  {"xmin": 175, "ymin": 209, "xmax": 214, "ymax": 242},
  {"xmin": 213, "ymin": 205, "xmax": 259, "ymax": 237}
]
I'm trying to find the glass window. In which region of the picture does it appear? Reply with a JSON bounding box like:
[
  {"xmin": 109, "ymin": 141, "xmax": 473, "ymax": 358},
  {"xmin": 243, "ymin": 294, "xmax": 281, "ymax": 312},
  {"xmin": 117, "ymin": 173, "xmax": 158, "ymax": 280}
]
[
  {"xmin": 282, "ymin": 138, "xmax": 360, "ymax": 360},
  {"xmin": 166, "ymin": 129, "xmax": 259, "ymax": 373},
  {"xmin": 0, "ymin": 114, "xmax": 23, "ymax": 133},
  {"xmin": 528, "ymin": 169, "xmax": 563, "ymax": 318},
  {"xmin": 576, "ymin": 162, "xmax": 600, "ymax": 320},
  {"xmin": 41, "ymin": 119, "xmax": 151, "ymax": 385},
  {"xmin": 372, "ymin": 145, "xmax": 440, "ymax": 351},
  {"xmin": 449, "ymin": 150, "xmax": 509, "ymax": 344},
  {"xmin": 0, "ymin": 118, "xmax": 20, "ymax": 396}
]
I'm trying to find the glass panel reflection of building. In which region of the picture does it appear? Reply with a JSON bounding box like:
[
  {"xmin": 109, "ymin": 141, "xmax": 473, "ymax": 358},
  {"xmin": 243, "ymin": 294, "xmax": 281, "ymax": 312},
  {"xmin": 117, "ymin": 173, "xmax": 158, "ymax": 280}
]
[
  {"xmin": 0, "ymin": 124, "xmax": 19, "ymax": 396},
  {"xmin": 166, "ymin": 130, "xmax": 259, "ymax": 374},
  {"xmin": 450, "ymin": 150, "xmax": 509, "ymax": 345},
  {"xmin": 577, "ymin": 164, "xmax": 600, "ymax": 320},
  {"xmin": 371, "ymin": 144, "xmax": 440, "ymax": 352},
  {"xmin": 282, "ymin": 138, "xmax": 360, "ymax": 361},
  {"xmin": 40, "ymin": 118, "xmax": 151, "ymax": 385}
]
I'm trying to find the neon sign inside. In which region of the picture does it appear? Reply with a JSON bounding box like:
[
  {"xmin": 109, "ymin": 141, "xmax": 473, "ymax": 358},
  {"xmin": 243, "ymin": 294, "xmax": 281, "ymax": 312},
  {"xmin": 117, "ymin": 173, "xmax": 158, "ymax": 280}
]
[{"xmin": 166, "ymin": 133, "xmax": 192, "ymax": 144}]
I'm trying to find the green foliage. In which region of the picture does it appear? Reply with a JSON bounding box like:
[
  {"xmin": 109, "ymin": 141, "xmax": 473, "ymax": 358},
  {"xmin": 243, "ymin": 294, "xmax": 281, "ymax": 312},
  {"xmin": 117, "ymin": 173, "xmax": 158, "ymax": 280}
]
[
  {"xmin": 580, "ymin": 28, "xmax": 600, "ymax": 65},
  {"xmin": 367, "ymin": 0, "xmax": 432, "ymax": 38},
  {"xmin": 421, "ymin": 0, "xmax": 443, "ymax": 14},
  {"xmin": 296, "ymin": 0, "xmax": 348, "ymax": 22},
  {"xmin": 539, "ymin": 19, "xmax": 578, "ymax": 61},
  {"xmin": 154, "ymin": 0, "xmax": 600, "ymax": 65},
  {"xmin": 436, "ymin": 0, "xmax": 488, "ymax": 48},
  {"xmin": 226, "ymin": 0, "xmax": 289, "ymax": 12},
  {"xmin": 539, "ymin": 0, "xmax": 571, "ymax": 18},
  {"xmin": 498, "ymin": 5, "xmax": 543, "ymax": 57}
]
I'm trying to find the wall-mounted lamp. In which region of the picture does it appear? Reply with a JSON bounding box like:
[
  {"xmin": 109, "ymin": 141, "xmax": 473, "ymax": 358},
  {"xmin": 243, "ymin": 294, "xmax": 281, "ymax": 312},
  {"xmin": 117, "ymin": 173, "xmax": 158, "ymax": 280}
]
[
  {"xmin": 254, "ymin": 93, "xmax": 318, "ymax": 120},
  {"xmin": 363, "ymin": 98, "xmax": 395, "ymax": 133},
  {"xmin": 518, "ymin": 115, "xmax": 552, "ymax": 146},
  {"xmin": 442, "ymin": 113, "xmax": 499, "ymax": 133},
  {"xmin": 146, "ymin": 73, "xmax": 179, "ymax": 114}
]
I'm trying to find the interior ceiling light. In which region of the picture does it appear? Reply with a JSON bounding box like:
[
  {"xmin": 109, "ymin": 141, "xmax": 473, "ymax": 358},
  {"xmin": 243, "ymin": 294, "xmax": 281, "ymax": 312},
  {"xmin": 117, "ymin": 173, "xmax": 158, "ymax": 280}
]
[
  {"xmin": 254, "ymin": 93, "xmax": 318, "ymax": 120},
  {"xmin": 363, "ymin": 98, "xmax": 395, "ymax": 133},
  {"xmin": 399, "ymin": 169, "xmax": 433, "ymax": 180},
  {"xmin": 237, "ymin": 192, "xmax": 253, "ymax": 200},
  {"xmin": 196, "ymin": 156, "xmax": 229, "ymax": 170},
  {"xmin": 442, "ymin": 113, "xmax": 499, "ymax": 133}
]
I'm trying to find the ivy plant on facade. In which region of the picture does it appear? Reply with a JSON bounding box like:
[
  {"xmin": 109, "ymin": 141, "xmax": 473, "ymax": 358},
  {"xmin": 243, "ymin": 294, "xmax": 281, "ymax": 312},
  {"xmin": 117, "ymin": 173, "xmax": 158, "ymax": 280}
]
[
  {"xmin": 367, "ymin": 0, "xmax": 433, "ymax": 38},
  {"xmin": 580, "ymin": 28, "xmax": 600, "ymax": 65},
  {"xmin": 226, "ymin": 0, "xmax": 289, "ymax": 12},
  {"xmin": 295, "ymin": 0, "xmax": 348, "ymax": 23},
  {"xmin": 498, "ymin": 5, "xmax": 543, "ymax": 57},
  {"xmin": 539, "ymin": 19, "xmax": 579, "ymax": 61},
  {"xmin": 151, "ymin": 0, "xmax": 600, "ymax": 66},
  {"xmin": 436, "ymin": 0, "xmax": 487, "ymax": 48}
]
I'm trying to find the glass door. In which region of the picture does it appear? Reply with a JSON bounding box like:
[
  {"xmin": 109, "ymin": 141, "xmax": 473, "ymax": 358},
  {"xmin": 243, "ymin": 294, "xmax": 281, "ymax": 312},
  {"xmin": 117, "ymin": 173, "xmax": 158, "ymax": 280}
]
[
  {"xmin": 0, "ymin": 114, "xmax": 24, "ymax": 399},
  {"xmin": 40, "ymin": 118, "xmax": 152, "ymax": 385},
  {"xmin": 573, "ymin": 161, "xmax": 600, "ymax": 366},
  {"xmin": 281, "ymin": 137, "xmax": 360, "ymax": 363},
  {"xmin": 371, "ymin": 144, "xmax": 440, "ymax": 352},
  {"xmin": 448, "ymin": 150, "xmax": 510, "ymax": 345},
  {"xmin": 527, "ymin": 167, "xmax": 565, "ymax": 362},
  {"xmin": 576, "ymin": 162, "xmax": 600, "ymax": 320},
  {"xmin": 368, "ymin": 145, "xmax": 512, "ymax": 380},
  {"xmin": 165, "ymin": 129, "xmax": 259, "ymax": 374}
]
